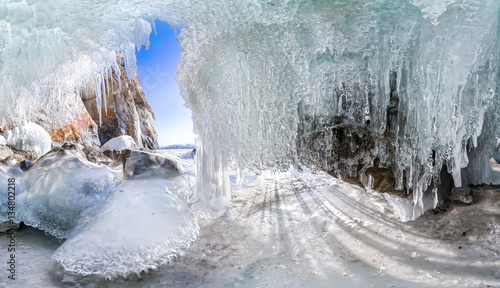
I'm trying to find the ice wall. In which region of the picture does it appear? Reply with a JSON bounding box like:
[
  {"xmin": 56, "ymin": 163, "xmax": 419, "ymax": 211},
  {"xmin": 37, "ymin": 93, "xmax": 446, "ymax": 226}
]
[{"xmin": 1, "ymin": 0, "xmax": 500, "ymax": 220}]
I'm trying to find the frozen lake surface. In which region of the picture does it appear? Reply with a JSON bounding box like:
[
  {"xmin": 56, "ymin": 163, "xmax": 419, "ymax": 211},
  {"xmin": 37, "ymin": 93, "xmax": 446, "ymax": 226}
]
[{"xmin": 0, "ymin": 151, "xmax": 498, "ymax": 288}]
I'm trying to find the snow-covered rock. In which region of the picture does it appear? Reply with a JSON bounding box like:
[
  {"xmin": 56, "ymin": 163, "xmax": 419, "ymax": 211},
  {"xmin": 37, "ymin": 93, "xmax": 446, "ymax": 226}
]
[
  {"xmin": 2, "ymin": 122, "xmax": 52, "ymax": 158},
  {"xmin": 123, "ymin": 150, "xmax": 182, "ymax": 180},
  {"xmin": 17, "ymin": 150, "xmax": 121, "ymax": 239},
  {"xmin": 101, "ymin": 135, "xmax": 137, "ymax": 152},
  {"xmin": 53, "ymin": 178, "xmax": 199, "ymax": 278},
  {"xmin": 0, "ymin": 135, "xmax": 6, "ymax": 146}
]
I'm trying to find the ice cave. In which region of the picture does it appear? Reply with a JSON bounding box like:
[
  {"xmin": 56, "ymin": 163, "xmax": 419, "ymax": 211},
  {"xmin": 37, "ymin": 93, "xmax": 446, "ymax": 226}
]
[{"xmin": 0, "ymin": 1, "xmax": 499, "ymax": 287}]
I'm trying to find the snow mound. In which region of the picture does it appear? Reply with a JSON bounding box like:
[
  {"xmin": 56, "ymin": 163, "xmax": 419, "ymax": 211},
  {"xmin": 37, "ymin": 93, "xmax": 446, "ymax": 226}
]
[
  {"xmin": 2, "ymin": 122, "xmax": 52, "ymax": 157},
  {"xmin": 18, "ymin": 150, "xmax": 121, "ymax": 239},
  {"xmin": 101, "ymin": 135, "xmax": 137, "ymax": 152},
  {"xmin": 53, "ymin": 179, "xmax": 199, "ymax": 279},
  {"xmin": 124, "ymin": 150, "xmax": 182, "ymax": 180}
]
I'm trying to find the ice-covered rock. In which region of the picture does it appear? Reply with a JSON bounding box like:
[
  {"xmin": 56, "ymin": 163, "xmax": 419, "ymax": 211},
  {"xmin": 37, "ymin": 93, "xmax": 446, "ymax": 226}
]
[
  {"xmin": 0, "ymin": 145, "xmax": 13, "ymax": 160},
  {"xmin": 450, "ymin": 187, "xmax": 474, "ymax": 204},
  {"xmin": 2, "ymin": 122, "xmax": 52, "ymax": 158},
  {"xmin": 101, "ymin": 135, "xmax": 137, "ymax": 152},
  {"xmin": 47, "ymin": 142, "xmax": 88, "ymax": 159},
  {"xmin": 17, "ymin": 150, "xmax": 121, "ymax": 239},
  {"xmin": 123, "ymin": 150, "xmax": 182, "ymax": 180},
  {"xmin": 53, "ymin": 178, "xmax": 199, "ymax": 278},
  {"xmin": 82, "ymin": 146, "xmax": 113, "ymax": 165}
]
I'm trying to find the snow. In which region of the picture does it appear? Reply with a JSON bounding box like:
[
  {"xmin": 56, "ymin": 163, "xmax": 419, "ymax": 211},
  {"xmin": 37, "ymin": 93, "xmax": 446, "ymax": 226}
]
[
  {"xmin": 0, "ymin": 135, "xmax": 6, "ymax": 146},
  {"xmin": 53, "ymin": 178, "xmax": 199, "ymax": 279},
  {"xmin": 1, "ymin": 122, "xmax": 52, "ymax": 157},
  {"xmin": 17, "ymin": 150, "xmax": 122, "ymax": 239},
  {"xmin": 1, "ymin": 164, "xmax": 498, "ymax": 287},
  {"xmin": 101, "ymin": 135, "xmax": 137, "ymax": 152}
]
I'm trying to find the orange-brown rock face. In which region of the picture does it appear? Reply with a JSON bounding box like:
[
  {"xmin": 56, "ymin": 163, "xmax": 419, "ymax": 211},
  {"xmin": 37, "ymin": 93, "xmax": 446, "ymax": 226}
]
[
  {"xmin": 46, "ymin": 112, "xmax": 97, "ymax": 142},
  {"xmin": 81, "ymin": 56, "xmax": 159, "ymax": 150},
  {"xmin": 0, "ymin": 54, "xmax": 158, "ymax": 150},
  {"xmin": 0, "ymin": 93, "xmax": 99, "ymax": 146}
]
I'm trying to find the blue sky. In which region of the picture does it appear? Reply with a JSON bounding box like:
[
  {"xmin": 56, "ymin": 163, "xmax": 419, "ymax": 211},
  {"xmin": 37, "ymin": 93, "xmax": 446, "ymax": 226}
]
[{"xmin": 136, "ymin": 21, "xmax": 195, "ymax": 146}]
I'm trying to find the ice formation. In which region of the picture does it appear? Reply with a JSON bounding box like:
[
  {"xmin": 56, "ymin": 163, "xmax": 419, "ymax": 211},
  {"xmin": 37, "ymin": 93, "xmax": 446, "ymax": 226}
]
[
  {"xmin": 53, "ymin": 178, "xmax": 199, "ymax": 278},
  {"xmin": 17, "ymin": 150, "xmax": 122, "ymax": 239},
  {"xmin": 1, "ymin": 122, "xmax": 52, "ymax": 157},
  {"xmin": 101, "ymin": 135, "xmax": 138, "ymax": 152},
  {"xmin": 1, "ymin": 1, "xmax": 500, "ymax": 221},
  {"xmin": 0, "ymin": 161, "xmax": 24, "ymax": 227}
]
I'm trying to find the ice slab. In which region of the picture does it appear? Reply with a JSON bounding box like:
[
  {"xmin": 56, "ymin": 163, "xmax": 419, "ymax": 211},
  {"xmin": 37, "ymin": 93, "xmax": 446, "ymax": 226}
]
[
  {"xmin": 17, "ymin": 150, "xmax": 121, "ymax": 239},
  {"xmin": 53, "ymin": 178, "xmax": 199, "ymax": 278}
]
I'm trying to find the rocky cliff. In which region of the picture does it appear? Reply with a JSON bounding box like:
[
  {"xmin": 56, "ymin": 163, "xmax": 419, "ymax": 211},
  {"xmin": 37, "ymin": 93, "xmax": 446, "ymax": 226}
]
[
  {"xmin": 80, "ymin": 53, "xmax": 159, "ymax": 150},
  {"xmin": 0, "ymin": 53, "xmax": 159, "ymax": 152}
]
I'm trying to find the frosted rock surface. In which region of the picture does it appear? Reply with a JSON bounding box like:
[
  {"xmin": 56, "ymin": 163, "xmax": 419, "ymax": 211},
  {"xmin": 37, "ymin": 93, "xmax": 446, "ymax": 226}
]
[
  {"xmin": 2, "ymin": 122, "xmax": 52, "ymax": 158},
  {"xmin": 124, "ymin": 150, "xmax": 182, "ymax": 179},
  {"xmin": 18, "ymin": 150, "xmax": 121, "ymax": 239},
  {"xmin": 101, "ymin": 135, "xmax": 137, "ymax": 152},
  {"xmin": 53, "ymin": 178, "xmax": 199, "ymax": 278},
  {"xmin": 2, "ymin": 0, "xmax": 500, "ymax": 220}
]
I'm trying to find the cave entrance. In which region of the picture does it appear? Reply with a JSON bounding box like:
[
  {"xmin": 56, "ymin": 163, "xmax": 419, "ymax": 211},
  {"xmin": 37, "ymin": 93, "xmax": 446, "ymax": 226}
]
[{"xmin": 136, "ymin": 20, "xmax": 195, "ymax": 149}]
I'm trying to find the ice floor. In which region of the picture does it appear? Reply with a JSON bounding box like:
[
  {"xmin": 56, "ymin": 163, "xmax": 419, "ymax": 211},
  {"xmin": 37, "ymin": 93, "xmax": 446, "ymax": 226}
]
[{"xmin": 0, "ymin": 165, "xmax": 499, "ymax": 288}]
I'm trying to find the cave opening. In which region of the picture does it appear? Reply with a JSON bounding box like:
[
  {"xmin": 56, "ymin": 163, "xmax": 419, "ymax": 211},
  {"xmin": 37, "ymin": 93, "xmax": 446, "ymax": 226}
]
[{"xmin": 136, "ymin": 21, "xmax": 195, "ymax": 148}]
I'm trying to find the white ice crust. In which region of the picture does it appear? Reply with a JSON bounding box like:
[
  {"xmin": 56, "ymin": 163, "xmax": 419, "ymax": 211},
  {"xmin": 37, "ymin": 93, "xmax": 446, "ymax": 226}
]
[
  {"xmin": 101, "ymin": 135, "xmax": 137, "ymax": 152},
  {"xmin": 2, "ymin": 122, "xmax": 52, "ymax": 157}
]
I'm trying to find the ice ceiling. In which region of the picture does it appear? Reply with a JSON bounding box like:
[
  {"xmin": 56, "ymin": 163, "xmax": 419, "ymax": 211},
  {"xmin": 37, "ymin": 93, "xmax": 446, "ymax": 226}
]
[{"xmin": 1, "ymin": 0, "xmax": 500, "ymax": 220}]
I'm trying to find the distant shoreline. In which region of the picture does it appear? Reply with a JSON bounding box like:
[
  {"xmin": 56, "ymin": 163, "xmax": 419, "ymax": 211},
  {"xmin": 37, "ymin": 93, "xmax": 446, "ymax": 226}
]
[{"xmin": 161, "ymin": 144, "xmax": 195, "ymax": 150}]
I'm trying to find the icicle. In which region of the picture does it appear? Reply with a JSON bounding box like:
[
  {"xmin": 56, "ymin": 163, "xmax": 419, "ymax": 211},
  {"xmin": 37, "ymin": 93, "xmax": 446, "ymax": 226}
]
[
  {"xmin": 94, "ymin": 76, "xmax": 102, "ymax": 126},
  {"xmin": 102, "ymin": 70, "xmax": 108, "ymax": 116},
  {"xmin": 123, "ymin": 49, "xmax": 132, "ymax": 82},
  {"xmin": 151, "ymin": 20, "xmax": 157, "ymax": 36}
]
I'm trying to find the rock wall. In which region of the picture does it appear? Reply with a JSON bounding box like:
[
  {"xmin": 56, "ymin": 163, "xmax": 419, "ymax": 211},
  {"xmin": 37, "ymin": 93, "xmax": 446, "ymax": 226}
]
[
  {"xmin": 81, "ymin": 54, "xmax": 159, "ymax": 150},
  {"xmin": 0, "ymin": 53, "xmax": 159, "ymax": 153}
]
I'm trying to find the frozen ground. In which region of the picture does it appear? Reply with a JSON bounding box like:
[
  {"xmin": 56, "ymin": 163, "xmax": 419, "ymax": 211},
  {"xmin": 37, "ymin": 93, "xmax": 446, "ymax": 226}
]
[{"xmin": 0, "ymin": 150, "xmax": 499, "ymax": 288}]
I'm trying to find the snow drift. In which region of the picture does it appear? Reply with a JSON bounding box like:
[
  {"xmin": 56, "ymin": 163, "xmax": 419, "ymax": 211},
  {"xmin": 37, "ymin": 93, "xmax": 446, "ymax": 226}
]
[{"xmin": 1, "ymin": 0, "xmax": 500, "ymax": 221}]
